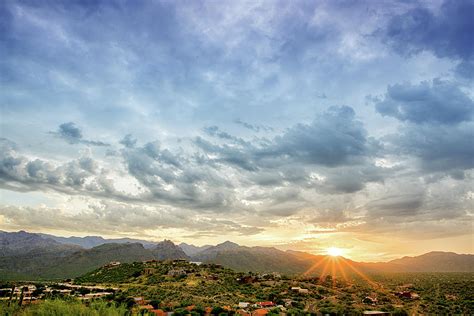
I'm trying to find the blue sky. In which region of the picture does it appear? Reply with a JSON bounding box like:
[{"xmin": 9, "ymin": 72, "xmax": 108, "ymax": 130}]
[{"xmin": 1, "ymin": 0, "xmax": 473, "ymax": 260}]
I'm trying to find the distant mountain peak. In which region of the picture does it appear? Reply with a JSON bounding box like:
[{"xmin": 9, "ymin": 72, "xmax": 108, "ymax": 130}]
[
  {"xmin": 178, "ymin": 242, "xmax": 213, "ymax": 256},
  {"xmin": 216, "ymin": 241, "xmax": 240, "ymax": 249},
  {"xmin": 160, "ymin": 239, "xmax": 176, "ymax": 245},
  {"xmin": 151, "ymin": 239, "xmax": 189, "ymax": 260}
]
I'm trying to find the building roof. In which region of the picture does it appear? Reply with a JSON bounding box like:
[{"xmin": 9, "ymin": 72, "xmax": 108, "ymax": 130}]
[
  {"xmin": 252, "ymin": 309, "xmax": 269, "ymax": 316},
  {"xmin": 151, "ymin": 309, "xmax": 167, "ymax": 316}
]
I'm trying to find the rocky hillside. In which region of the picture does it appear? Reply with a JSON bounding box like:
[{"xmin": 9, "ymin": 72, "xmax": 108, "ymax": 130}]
[{"xmin": 151, "ymin": 240, "xmax": 189, "ymax": 260}]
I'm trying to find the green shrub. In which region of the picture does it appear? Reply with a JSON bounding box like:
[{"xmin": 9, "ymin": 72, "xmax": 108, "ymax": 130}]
[{"xmin": 0, "ymin": 299, "xmax": 129, "ymax": 316}]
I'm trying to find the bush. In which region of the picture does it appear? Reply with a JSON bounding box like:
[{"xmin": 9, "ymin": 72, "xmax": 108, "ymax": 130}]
[{"xmin": 1, "ymin": 299, "xmax": 130, "ymax": 316}]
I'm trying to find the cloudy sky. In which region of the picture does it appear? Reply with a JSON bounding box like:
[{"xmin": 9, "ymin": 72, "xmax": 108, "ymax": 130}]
[{"xmin": 1, "ymin": 0, "xmax": 473, "ymax": 261}]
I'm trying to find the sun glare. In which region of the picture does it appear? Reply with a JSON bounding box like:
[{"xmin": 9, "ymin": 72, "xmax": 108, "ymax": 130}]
[{"xmin": 327, "ymin": 247, "xmax": 344, "ymax": 257}]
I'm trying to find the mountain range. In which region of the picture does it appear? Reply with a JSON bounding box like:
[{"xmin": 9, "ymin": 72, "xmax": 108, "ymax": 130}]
[
  {"xmin": 37, "ymin": 233, "xmax": 158, "ymax": 249},
  {"xmin": 1, "ymin": 230, "xmax": 473, "ymax": 280},
  {"xmin": 0, "ymin": 231, "xmax": 187, "ymax": 279}
]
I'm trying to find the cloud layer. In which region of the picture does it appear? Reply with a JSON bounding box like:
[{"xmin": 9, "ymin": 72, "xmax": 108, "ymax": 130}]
[{"xmin": 0, "ymin": 0, "xmax": 472, "ymax": 258}]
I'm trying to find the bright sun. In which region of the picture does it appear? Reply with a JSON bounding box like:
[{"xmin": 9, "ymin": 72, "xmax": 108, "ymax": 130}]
[{"xmin": 327, "ymin": 247, "xmax": 344, "ymax": 257}]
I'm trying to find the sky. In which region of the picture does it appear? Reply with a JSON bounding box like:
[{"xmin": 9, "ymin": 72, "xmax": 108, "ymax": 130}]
[{"xmin": 0, "ymin": 0, "xmax": 473, "ymax": 262}]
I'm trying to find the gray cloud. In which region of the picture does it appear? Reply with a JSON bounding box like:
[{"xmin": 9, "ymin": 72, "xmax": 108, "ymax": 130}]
[
  {"xmin": 202, "ymin": 126, "xmax": 251, "ymax": 149},
  {"xmin": 374, "ymin": 78, "xmax": 474, "ymax": 176},
  {"xmin": 375, "ymin": 80, "xmax": 474, "ymax": 125},
  {"xmin": 194, "ymin": 106, "xmax": 386, "ymax": 194},
  {"xmin": 0, "ymin": 138, "xmax": 116, "ymax": 196},
  {"xmin": 365, "ymin": 194, "xmax": 424, "ymax": 218},
  {"xmin": 379, "ymin": 0, "xmax": 474, "ymax": 62},
  {"xmin": 319, "ymin": 165, "xmax": 387, "ymax": 194},
  {"xmin": 52, "ymin": 122, "xmax": 110, "ymax": 146},
  {"xmin": 234, "ymin": 119, "xmax": 273, "ymax": 132},
  {"xmin": 194, "ymin": 136, "xmax": 257, "ymax": 171},
  {"xmin": 392, "ymin": 122, "xmax": 474, "ymax": 174},
  {"xmin": 260, "ymin": 106, "xmax": 379, "ymax": 167},
  {"xmin": 0, "ymin": 138, "xmax": 23, "ymax": 182},
  {"xmin": 197, "ymin": 106, "xmax": 380, "ymax": 171},
  {"xmin": 119, "ymin": 134, "xmax": 137, "ymax": 148},
  {"xmin": 122, "ymin": 140, "xmax": 239, "ymax": 212}
]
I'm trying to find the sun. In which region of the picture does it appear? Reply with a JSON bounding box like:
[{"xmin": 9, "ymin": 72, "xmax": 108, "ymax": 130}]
[{"xmin": 327, "ymin": 247, "xmax": 344, "ymax": 257}]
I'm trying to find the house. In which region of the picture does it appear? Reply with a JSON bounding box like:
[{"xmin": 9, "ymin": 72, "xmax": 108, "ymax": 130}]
[
  {"xmin": 139, "ymin": 305, "xmax": 155, "ymax": 311},
  {"xmin": 151, "ymin": 310, "xmax": 167, "ymax": 316},
  {"xmin": 252, "ymin": 309, "xmax": 269, "ymax": 316},
  {"xmin": 238, "ymin": 302, "xmax": 250, "ymax": 308},
  {"xmin": 290, "ymin": 287, "xmax": 309, "ymax": 294},
  {"xmin": 105, "ymin": 261, "xmax": 121, "ymax": 267},
  {"xmin": 236, "ymin": 310, "xmax": 251, "ymax": 316},
  {"xmin": 84, "ymin": 292, "xmax": 112, "ymax": 299},
  {"xmin": 255, "ymin": 301, "xmax": 275, "ymax": 308}
]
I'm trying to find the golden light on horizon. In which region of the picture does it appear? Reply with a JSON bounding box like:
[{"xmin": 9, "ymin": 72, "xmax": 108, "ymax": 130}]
[{"xmin": 327, "ymin": 247, "xmax": 344, "ymax": 257}]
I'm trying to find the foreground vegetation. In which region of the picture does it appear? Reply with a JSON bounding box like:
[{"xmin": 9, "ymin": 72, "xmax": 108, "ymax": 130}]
[
  {"xmin": 1, "ymin": 260, "xmax": 473, "ymax": 315},
  {"xmin": 1, "ymin": 300, "xmax": 128, "ymax": 316}
]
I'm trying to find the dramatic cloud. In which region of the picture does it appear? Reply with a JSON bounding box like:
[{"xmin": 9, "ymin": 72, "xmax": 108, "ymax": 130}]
[
  {"xmin": 375, "ymin": 79, "xmax": 474, "ymax": 175},
  {"xmin": 197, "ymin": 106, "xmax": 379, "ymax": 169},
  {"xmin": 0, "ymin": 138, "xmax": 116, "ymax": 196},
  {"xmin": 375, "ymin": 80, "xmax": 474, "ymax": 125},
  {"xmin": 1, "ymin": 0, "xmax": 472, "ymax": 258},
  {"xmin": 380, "ymin": 0, "xmax": 474, "ymax": 62},
  {"xmin": 392, "ymin": 122, "xmax": 474, "ymax": 174},
  {"xmin": 264, "ymin": 106, "xmax": 378, "ymax": 167}
]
